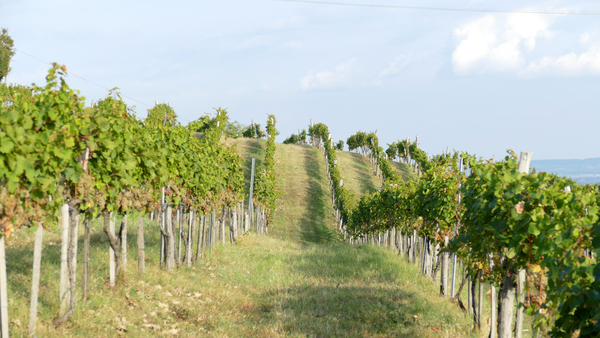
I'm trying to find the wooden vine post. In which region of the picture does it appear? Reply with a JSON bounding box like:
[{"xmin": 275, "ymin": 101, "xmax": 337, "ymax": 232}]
[
  {"xmin": 443, "ymin": 235, "xmax": 449, "ymax": 297},
  {"xmin": 186, "ymin": 209, "xmax": 193, "ymax": 266},
  {"xmin": 514, "ymin": 151, "xmax": 532, "ymax": 338},
  {"xmin": 0, "ymin": 233, "xmax": 8, "ymax": 338},
  {"xmin": 28, "ymin": 224, "xmax": 44, "ymax": 336},
  {"xmin": 195, "ymin": 214, "xmax": 205, "ymax": 262},
  {"xmin": 54, "ymin": 203, "xmax": 82, "ymax": 325},
  {"xmin": 109, "ymin": 212, "xmax": 116, "ymax": 286},
  {"xmin": 177, "ymin": 208, "xmax": 182, "ymax": 266},
  {"xmin": 450, "ymin": 157, "xmax": 463, "ymax": 297},
  {"xmin": 478, "ymin": 269, "xmax": 483, "ymax": 330},
  {"xmin": 59, "ymin": 203, "xmax": 70, "ymax": 313},
  {"xmin": 489, "ymin": 252, "xmax": 497, "ymax": 338},
  {"xmin": 137, "ymin": 215, "xmax": 145, "ymax": 275},
  {"xmin": 160, "ymin": 188, "xmax": 165, "ymax": 266},
  {"xmin": 83, "ymin": 218, "xmax": 91, "ymax": 298},
  {"xmin": 166, "ymin": 205, "xmax": 175, "ymax": 270},
  {"xmin": 248, "ymin": 158, "xmax": 255, "ymax": 230},
  {"xmin": 121, "ymin": 213, "xmax": 128, "ymax": 275}
]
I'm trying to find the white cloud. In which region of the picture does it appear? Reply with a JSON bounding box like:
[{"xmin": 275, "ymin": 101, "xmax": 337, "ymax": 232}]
[
  {"xmin": 379, "ymin": 54, "xmax": 411, "ymax": 78},
  {"xmin": 300, "ymin": 58, "xmax": 357, "ymax": 90},
  {"xmin": 451, "ymin": 13, "xmax": 551, "ymax": 75},
  {"xmin": 526, "ymin": 49, "xmax": 600, "ymax": 76},
  {"xmin": 371, "ymin": 54, "xmax": 411, "ymax": 86},
  {"xmin": 581, "ymin": 32, "xmax": 591, "ymax": 44},
  {"xmin": 452, "ymin": 15, "xmax": 498, "ymax": 74}
]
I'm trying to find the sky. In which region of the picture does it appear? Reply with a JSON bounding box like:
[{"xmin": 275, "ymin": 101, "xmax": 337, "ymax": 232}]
[{"xmin": 2, "ymin": 0, "xmax": 600, "ymax": 160}]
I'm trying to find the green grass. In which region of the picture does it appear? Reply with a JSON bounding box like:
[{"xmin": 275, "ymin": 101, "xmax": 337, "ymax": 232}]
[
  {"xmin": 336, "ymin": 150, "xmax": 381, "ymax": 196},
  {"xmin": 271, "ymin": 142, "xmax": 338, "ymax": 244},
  {"xmin": 387, "ymin": 159, "xmax": 417, "ymax": 181},
  {"xmin": 4, "ymin": 139, "xmax": 480, "ymax": 337}
]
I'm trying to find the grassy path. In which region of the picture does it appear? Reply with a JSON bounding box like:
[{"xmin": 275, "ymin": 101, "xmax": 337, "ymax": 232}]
[
  {"xmin": 271, "ymin": 143, "xmax": 338, "ymax": 244},
  {"xmin": 4, "ymin": 138, "xmax": 476, "ymax": 337}
]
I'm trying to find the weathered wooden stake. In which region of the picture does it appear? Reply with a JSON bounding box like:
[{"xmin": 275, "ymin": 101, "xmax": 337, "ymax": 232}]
[
  {"xmin": 82, "ymin": 218, "xmax": 90, "ymax": 299},
  {"xmin": 177, "ymin": 208, "xmax": 182, "ymax": 266},
  {"xmin": 443, "ymin": 235, "xmax": 449, "ymax": 297},
  {"xmin": 490, "ymin": 253, "xmax": 497, "ymax": 338},
  {"xmin": 195, "ymin": 214, "xmax": 204, "ymax": 262},
  {"xmin": 166, "ymin": 206, "xmax": 175, "ymax": 270},
  {"xmin": 187, "ymin": 209, "xmax": 193, "ymax": 266},
  {"xmin": 478, "ymin": 270, "xmax": 483, "ymax": 330},
  {"xmin": 59, "ymin": 203, "xmax": 70, "ymax": 313},
  {"xmin": 109, "ymin": 212, "xmax": 116, "ymax": 286},
  {"xmin": 248, "ymin": 158, "xmax": 256, "ymax": 230},
  {"xmin": 28, "ymin": 224, "xmax": 44, "ymax": 336},
  {"xmin": 121, "ymin": 213, "xmax": 128, "ymax": 274},
  {"xmin": 137, "ymin": 215, "xmax": 145, "ymax": 275},
  {"xmin": 160, "ymin": 188, "xmax": 165, "ymax": 266},
  {"xmin": 0, "ymin": 234, "xmax": 8, "ymax": 338}
]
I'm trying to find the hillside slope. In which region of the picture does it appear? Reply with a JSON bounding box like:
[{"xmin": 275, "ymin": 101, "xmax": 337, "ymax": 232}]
[
  {"xmin": 335, "ymin": 150, "xmax": 417, "ymax": 198},
  {"xmin": 336, "ymin": 150, "xmax": 381, "ymax": 196},
  {"xmin": 5, "ymin": 138, "xmax": 476, "ymax": 337}
]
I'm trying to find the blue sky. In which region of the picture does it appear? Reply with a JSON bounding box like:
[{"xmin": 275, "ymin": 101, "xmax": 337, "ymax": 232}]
[{"xmin": 3, "ymin": 0, "xmax": 600, "ymax": 160}]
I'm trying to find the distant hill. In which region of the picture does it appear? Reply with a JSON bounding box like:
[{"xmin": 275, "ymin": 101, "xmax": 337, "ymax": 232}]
[{"xmin": 531, "ymin": 158, "xmax": 600, "ymax": 184}]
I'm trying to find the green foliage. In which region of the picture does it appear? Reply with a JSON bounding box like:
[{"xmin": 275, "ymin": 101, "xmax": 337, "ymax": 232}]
[
  {"xmin": 242, "ymin": 123, "xmax": 263, "ymax": 138},
  {"xmin": 254, "ymin": 115, "xmax": 279, "ymax": 223},
  {"xmin": 304, "ymin": 122, "xmax": 600, "ymax": 335},
  {"xmin": 0, "ymin": 64, "xmax": 245, "ymax": 238},
  {"xmin": 346, "ymin": 131, "xmax": 368, "ymax": 154},
  {"xmin": 299, "ymin": 129, "xmax": 307, "ymax": 144},
  {"xmin": 1, "ymin": 64, "xmax": 84, "ymax": 235},
  {"xmin": 283, "ymin": 134, "xmax": 299, "ymax": 144},
  {"xmin": 0, "ymin": 84, "xmax": 32, "ymax": 105},
  {"xmin": 308, "ymin": 123, "xmax": 329, "ymax": 145},
  {"xmin": 224, "ymin": 120, "xmax": 246, "ymax": 138},
  {"xmin": 0, "ymin": 28, "xmax": 15, "ymax": 82},
  {"xmin": 145, "ymin": 103, "xmax": 177, "ymax": 127},
  {"xmin": 347, "ymin": 180, "xmax": 418, "ymax": 237},
  {"xmin": 194, "ymin": 107, "xmax": 228, "ymax": 143},
  {"xmin": 444, "ymin": 151, "xmax": 600, "ymax": 335},
  {"xmin": 335, "ymin": 140, "xmax": 344, "ymax": 151},
  {"xmin": 304, "ymin": 121, "xmax": 600, "ymax": 334},
  {"xmin": 412, "ymin": 155, "xmax": 463, "ymax": 243},
  {"xmin": 348, "ymin": 131, "xmax": 401, "ymax": 185},
  {"xmin": 310, "ymin": 122, "xmax": 356, "ymax": 225}
]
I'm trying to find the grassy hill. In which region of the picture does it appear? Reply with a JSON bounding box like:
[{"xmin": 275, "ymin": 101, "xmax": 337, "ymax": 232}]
[
  {"xmin": 5, "ymin": 137, "xmax": 477, "ymax": 337},
  {"xmin": 388, "ymin": 159, "xmax": 417, "ymax": 181},
  {"xmin": 335, "ymin": 151, "xmax": 381, "ymax": 196}
]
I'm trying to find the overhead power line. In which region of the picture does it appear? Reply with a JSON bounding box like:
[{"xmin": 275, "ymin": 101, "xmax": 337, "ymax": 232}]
[
  {"xmin": 276, "ymin": 0, "xmax": 600, "ymax": 16},
  {"xmin": 15, "ymin": 48, "xmax": 151, "ymax": 107}
]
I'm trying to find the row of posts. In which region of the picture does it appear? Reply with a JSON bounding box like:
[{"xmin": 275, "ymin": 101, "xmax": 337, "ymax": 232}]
[{"xmin": 310, "ymin": 128, "xmax": 538, "ymax": 338}]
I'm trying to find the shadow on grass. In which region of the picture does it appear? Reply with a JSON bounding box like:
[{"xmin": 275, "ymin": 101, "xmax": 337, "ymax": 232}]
[
  {"xmin": 250, "ymin": 244, "xmax": 444, "ymax": 337},
  {"xmin": 389, "ymin": 160, "xmax": 417, "ymax": 181},
  {"xmin": 257, "ymin": 284, "xmax": 425, "ymax": 337},
  {"xmin": 4, "ymin": 217, "xmax": 164, "ymax": 317},
  {"xmin": 350, "ymin": 154, "xmax": 379, "ymax": 194},
  {"xmin": 299, "ymin": 148, "xmax": 340, "ymax": 244}
]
